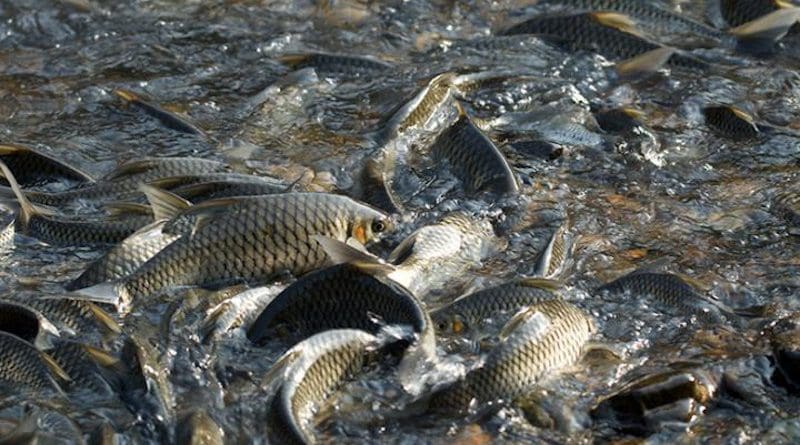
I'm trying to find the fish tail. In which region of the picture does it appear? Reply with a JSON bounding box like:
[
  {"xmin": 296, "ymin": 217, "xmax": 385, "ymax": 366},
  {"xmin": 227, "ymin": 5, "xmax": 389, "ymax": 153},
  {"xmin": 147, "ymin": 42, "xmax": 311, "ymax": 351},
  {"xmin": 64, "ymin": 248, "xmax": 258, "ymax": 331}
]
[
  {"xmin": 72, "ymin": 281, "xmax": 132, "ymax": 315},
  {"xmin": 0, "ymin": 159, "xmax": 54, "ymax": 227}
]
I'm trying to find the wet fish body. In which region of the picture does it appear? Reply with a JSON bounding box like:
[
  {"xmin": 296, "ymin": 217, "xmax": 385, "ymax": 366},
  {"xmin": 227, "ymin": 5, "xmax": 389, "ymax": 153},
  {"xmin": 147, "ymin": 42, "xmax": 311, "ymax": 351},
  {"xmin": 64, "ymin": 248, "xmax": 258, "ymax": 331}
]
[
  {"xmin": 597, "ymin": 271, "xmax": 727, "ymax": 323},
  {"xmin": 201, "ymin": 285, "xmax": 278, "ymax": 342},
  {"xmin": 430, "ymin": 106, "xmax": 519, "ymax": 196},
  {"xmin": 279, "ymin": 52, "xmax": 393, "ymax": 79},
  {"xmin": 0, "ymin": 206, "xmax": 14, "ymax": 249},
  {"xmin": 48, "ymin": 340, "xmax": 118, "ymax": 395},
  {"xmin": 379, "ymin": 72, "xmax": 456, "ymax": 143},
  {"xmin": 24, "ymin": 209, "xmax": 153, "ymax": 247},
  {"xmin": 502, "ymin": 12, "xmax": 709, "ymax": 70},
  {"xmin": 26, "ymin": 157, "xmax": 229, "ymax": 206},
  {"xmin": 8, "ymin": 296, "xmax": 119, "ymax": 335},
  {"xmin": 0, "ymin": 331, "xmax": 67, "ymax": 393},
  {"xmin": 0, "ymin": 301, "xmax": 59, "ymax": 349},
  {"xmin": 431, "ymin": 280, "xmax": 558, "ymax": 335},
  {"xmin": 115, "ymin": 89, "xmax": 205, "ymax": 136},
  {"xmin": 531, "ymin": 223, "xmax": 570, "ymax": 279},
  {"xmin": 267, "ymin": 329, "xmax": 379, "ymax": 445},
  {"xmin": 541, "ymin": 0, "xmax": 726, "ymax": 43},
  {"xmin": 702, "ymin": 105, "xmax": 762, "ymax": 140},
  {"xmin": 78, "ymin": 193, "xmax": 392, "ymax": 310},
  {"xmin": 430, "ymin": 299, "xmax": 593, "ymax": 412},
  {"xmin": 0, "ymin": 143, "xmax": 93, "ymax": 188},
  {"xmin": 247, "ymin": 263, "xmax": 430, "ymax": 346}
]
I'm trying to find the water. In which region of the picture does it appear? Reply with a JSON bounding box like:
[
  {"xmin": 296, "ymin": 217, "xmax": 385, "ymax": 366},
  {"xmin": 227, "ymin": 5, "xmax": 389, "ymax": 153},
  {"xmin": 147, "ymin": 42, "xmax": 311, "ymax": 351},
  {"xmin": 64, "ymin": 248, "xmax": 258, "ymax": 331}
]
[{"xmin": 1, "ymin": 0, "xmax": 800, "ymax": 443}]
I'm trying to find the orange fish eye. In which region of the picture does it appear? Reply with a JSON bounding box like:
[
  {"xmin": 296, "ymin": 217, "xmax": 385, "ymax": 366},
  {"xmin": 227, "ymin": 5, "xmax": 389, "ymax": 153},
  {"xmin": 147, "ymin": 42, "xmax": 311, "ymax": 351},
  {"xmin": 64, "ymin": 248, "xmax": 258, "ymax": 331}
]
[{"xmin": 452, "ymin": 319, "xmax": 464, "ymax": 334}]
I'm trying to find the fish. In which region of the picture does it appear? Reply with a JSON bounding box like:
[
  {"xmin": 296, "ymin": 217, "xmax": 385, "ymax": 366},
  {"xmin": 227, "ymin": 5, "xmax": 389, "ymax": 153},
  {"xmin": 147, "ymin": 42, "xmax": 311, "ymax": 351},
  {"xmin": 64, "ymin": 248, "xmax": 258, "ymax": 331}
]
[
  {"xmin": 176, "ymin": 410, "xmax": 224, "ymax": 445},
  {"xmin": 593, "ymin": 107, "xmax": 648, "ymax": 134},
  {"xmin": 0, "ymin": 301, "xmax": 60, "ymax": 349},
  {"xmin": 716, "ymin": 0, "xmax": 799, "ymax": 27},
  {"xmin": 702, "ymin": 105, "xmax": 762, "ymax": 139},
  {"xmin": 353, "ymin": 152, "xmax": 403, "ymax": 214},
  {"xmin": 431, "ymin": 279, "xmax": 559, "ymax": 336},
  {"xmin": 501, "ymin": 12, "xmax": 709, "ymax": 71},
  {"xmin": 429, "ymin": 299, "xmax": 593, "ymax": 413},
  {"xmin": 538, "ymin": 0, "xmax": 727, "ymax": 44},
  {"xmin": 592, "ymin": 368, "xmax": 718, "ymax": 434},
  {"xmin": 246, "ymin": 263, "xmax": 431, "ymax": 348},
  {"xmin": 0, "ymin": 161, "xmax": 155, "ymax": 246},
  {"xmin": 3, "ymin": 295, "xmax": 120, "ymax": 335},
  {"xmin": 114, "ymin": 89, "xmax": 206, "ymax": 136},
  {"xmin": 318, "ymin": 211, "xmax": 501, "ymax": 298},
  {"xmin": 531, "ymin": 221, "xmax": 571, "ymax": 279},
  {"xmin": 155, "ymin": 173, "xmax": 291, "ymax": 202},
  {"xmin": 0, "ymin": 143, "xmax": 93, "ymax": 188},
  {"xmin": 278, "ymin": 52, "xmax": 393, "ymax": 79},
  {"xmin": 75, "ymin": 192, "xmax": 393, "ymax": 311},
  {"xmin": 24, "ymin": 157, "xmax": 230, "ymax": 206},
  {"xmin": 378, "ymin": 72, "xmax": 457, "ymax": 143},
  {"xmin": 265, "ymin": 329, "xmax": 382, "ymax": 445},
  {"xmin": 596, "ymin": 271, "xmax": 729, "ymax": 323},
  {"xmin": 429, "ymin": 102, "xmax": 519, "ymax": 196},
  {"xmin": 0, "ymin": 331, "xmax": 70, "ymax": 394},
  {"xmin": 200, "ymin": 285, "xmax": 279, "ymax": 343}
]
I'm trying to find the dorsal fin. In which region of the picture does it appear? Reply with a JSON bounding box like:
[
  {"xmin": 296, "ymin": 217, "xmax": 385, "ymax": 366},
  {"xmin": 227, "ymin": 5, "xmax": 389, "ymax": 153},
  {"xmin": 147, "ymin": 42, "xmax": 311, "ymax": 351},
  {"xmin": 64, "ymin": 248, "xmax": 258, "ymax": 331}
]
[
  {"xmin": 102, "ymin": 159, "xmax": 160, "ymax": 181},
  {"xmin": 729, "ymin": 8, "xmax": 800, "ymax": 42},
  {"xmin": 616, "ymin": 47, "xmax": 676, "ymax": 77},
  {"xmin": 85, "ymin": 302, "xmax": 122, "ymax": 334},
  {"xmin": 591, "ymin": 12, "xmax": 642, "ymax": 36},
  {"xmin": 82, "ymin": 344, "xmax": 120, "ymax": 367},
  {"xmin": 39, "ymin": 350, "xmax": 72, "ymax": 383},
  {"xmin": 499, "ymin": 305, "xmax": 551, "ymax": 341},
  {"xmin": 140, "ymin": 184, "xmax": 192, "ymax": 221}
]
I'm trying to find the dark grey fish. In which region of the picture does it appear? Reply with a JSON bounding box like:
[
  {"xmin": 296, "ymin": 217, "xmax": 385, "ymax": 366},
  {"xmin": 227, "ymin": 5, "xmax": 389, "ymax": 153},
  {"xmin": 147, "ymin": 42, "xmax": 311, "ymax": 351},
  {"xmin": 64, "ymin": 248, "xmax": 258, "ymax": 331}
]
[
  {"xmin": 247, "ymin": 263, "xmax": 430, "ymax": 347},
  {"xmin": 163, "ymin": 174, "xmax": 291, "ymax": 202},
  {"xmin": 430, "ymin": 103, "xmax": 519, "ymax": 196},
  {"xmin": 25, "ymin": 157, "xmax": 229, "ymax": 206},
  {"xmin": 3, "ymin": 295, "xmax": 120, "ymax": 335},
  {"xmin": 176, "ymin": 410, "xmax": 224, "ymax": 445},
  {"xmin": 596, "ymin": 271, "xmax": 728, "ymax": 323},
  {"xmin": 592, "ymin": 368, "xmax": 718, "ymax": 434},
  {"xmin": 266, "ymin": 329, "xmax": 380, "ymax": 445},
  {"xmin": 278, "ymin": 52, "xmax": 393, "ymax": 79},
  {"xmin": 76, "ymin": 192, "xmax": 393, "ymax": 312},
  {"xmin": 540, "ymin": 0, "xmax": 727, "ymax": 43},
  {"xmin": 0, "ymin": 331, "xmax": 69, "ymax": 394},
  {"xmin": 717, "ymin": 0, "xmax": 794, "ymax": 27},
  {"xmin": 354, "ymin": 153, "xmax": 402, "ymax": 214},
  {"xmin": 0, "ymin": 143, "xmax": 93, "ymax": 188},
  {"xmin": 429, "ymin": 299, "xmax": 593, "ymax": 413},
  {"xmin": 502, "ymin": 12, "xmax": 709, "ymax": 71},
  {"xmin": 702, "ymin": 105, "xmax": 762, "ymax": 139},
  {"xmin": 431, "ymin": 279, "xmax": 558, "ymax": 336},
  {"xmin": 594, "ymin": 107, "xmax": 647, "ymax": 134},
  {"xmin": 114, "ymin": 89, "xmax": 205, "ymax": 136},
  {"xmin": 0, "ymin": 161, "xmax": 154, "ymax": 246}
]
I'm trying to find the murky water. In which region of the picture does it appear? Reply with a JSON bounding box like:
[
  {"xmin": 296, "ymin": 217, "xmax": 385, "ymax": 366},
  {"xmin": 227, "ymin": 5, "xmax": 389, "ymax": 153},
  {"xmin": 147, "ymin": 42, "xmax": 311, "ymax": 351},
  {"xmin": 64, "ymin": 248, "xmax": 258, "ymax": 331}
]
[{"xmin": 1, "ymin": 0, "xmax": 800, "ymax": 443}]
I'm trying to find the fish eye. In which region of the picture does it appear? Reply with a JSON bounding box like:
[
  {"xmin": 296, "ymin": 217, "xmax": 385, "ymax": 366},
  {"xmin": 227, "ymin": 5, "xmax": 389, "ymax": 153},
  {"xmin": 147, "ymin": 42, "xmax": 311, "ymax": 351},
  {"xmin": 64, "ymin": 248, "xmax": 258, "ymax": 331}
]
[
  {"xmin": 436, "ymin": 321, "xmax": 448, "ymax": 332},
  {"xmin": 371, "ymin": 219, "xmax": 387, "ymax": 234}
]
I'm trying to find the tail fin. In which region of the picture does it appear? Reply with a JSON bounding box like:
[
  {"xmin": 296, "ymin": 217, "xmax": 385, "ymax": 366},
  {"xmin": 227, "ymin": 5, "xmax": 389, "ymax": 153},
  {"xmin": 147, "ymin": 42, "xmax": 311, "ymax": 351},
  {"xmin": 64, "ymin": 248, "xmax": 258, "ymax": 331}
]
[{"xmin": 0, "ymin": 159, "xmax": 55, "ymax": 227}]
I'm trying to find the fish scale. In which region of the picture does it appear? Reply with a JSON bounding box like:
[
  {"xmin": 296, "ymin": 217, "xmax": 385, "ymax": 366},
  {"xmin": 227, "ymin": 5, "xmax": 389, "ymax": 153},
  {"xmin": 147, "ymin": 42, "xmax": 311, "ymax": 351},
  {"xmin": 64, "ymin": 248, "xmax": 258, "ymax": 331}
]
[
  {"xmin": 431, "ymin": 299, "xmax": 592, "ymax": 412},
  {"xmin": 247, "ymin": 263, "xmax": 430, "ymax": 346},
  {"xmin": 268, "ymin": 329, "xmax": 378, "ymax": 445},
  {"xmin": 431, "ymin": 280, "xmax": 557, "ymax": 334},
  {"xmin": 26, "ymin": 211, "xmax": 153, "ymax": 246},
  {"xmin": 430, "ymin": 108, "xmax": 519, "ymax": 195},
  {"xmin": 502, "ymin": 12, "xmax": 709, "ymax": 70},
  {"xmin": 0, "ymin": 331, "xmax": 64, "ymax": 393},
  {"xmin": 95, "ymin": 193, "xmax": 389, "ymax": 308}
]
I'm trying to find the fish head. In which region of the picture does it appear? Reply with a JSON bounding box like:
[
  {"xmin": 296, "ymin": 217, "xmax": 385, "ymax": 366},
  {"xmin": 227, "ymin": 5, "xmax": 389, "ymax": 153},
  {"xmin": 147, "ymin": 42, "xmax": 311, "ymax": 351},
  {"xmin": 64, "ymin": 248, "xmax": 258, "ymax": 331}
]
[
  {"xmin": 350, "ymin": 211, "xmax": 394, "ymax": 245},
  {"xmin": 433, "ymin": 312, "xmax": 469, "ymax": 335}
]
